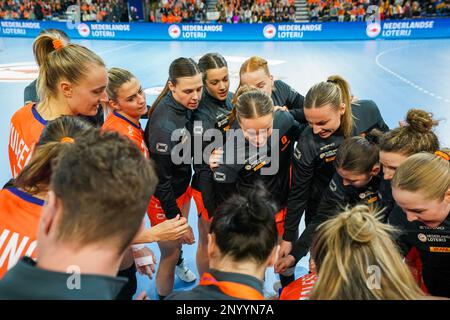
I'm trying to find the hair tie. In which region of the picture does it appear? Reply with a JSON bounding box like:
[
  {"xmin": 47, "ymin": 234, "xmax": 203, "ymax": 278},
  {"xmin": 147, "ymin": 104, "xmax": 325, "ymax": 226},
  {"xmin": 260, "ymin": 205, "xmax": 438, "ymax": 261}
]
[
  {"xmin": 52, "ymin": 39, "xmax": 64, "ymax": 51},
  {"xmin": 327, "ymin": 79, "xmax": 336, "ymax": 84},
  {"xmin": 435, "ymin": 150, "xmax": 450, "ymax": 161},
  {"xmin": 60, "ymin": 137, "xmax": 75, "ymax": 144}
]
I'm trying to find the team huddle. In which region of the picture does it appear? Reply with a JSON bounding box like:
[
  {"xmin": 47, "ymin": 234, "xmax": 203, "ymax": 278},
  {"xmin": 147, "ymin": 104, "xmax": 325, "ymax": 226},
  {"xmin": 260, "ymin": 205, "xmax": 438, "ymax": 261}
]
[{"xmin": 0, "ymin": 28, "xmax": 449, "ymax": 300}]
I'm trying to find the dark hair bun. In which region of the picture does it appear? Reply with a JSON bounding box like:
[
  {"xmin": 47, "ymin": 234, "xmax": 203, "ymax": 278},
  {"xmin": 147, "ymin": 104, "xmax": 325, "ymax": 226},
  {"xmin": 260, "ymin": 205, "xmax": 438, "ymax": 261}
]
[
  {"xmin": 406, "ymin": 109, "xmax": 437, "ymax": 133},
  {"xmin": 220, "ymin": 181, "xmax": 278, "ymax": 234}
]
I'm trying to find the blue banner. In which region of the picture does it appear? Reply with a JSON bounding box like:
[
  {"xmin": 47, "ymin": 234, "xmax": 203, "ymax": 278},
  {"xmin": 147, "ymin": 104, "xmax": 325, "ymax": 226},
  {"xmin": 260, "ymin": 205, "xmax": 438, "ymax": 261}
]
[{"xmin": 0, "ymin": 19, "xmax": 449, "ymax": 41}]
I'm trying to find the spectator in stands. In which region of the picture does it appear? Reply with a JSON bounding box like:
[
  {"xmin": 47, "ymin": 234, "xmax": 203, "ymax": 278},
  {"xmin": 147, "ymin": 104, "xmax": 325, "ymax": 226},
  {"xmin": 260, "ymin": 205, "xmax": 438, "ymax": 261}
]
[
  {"xmin": 130, "ymin": 6, "xmax": 139, "ymax": 21},
  {"xmin": 306, "ymin": 0, "xmax": 448, "ymax": 22},
  {"xmin": 0, "ymin": 0, "xmax": 447, "ymax": 23},
  {"xmin": 310, "ymin": 5, "xmax": 320, "ymax": 21},
  {"xmin": 210, "ymin": 0, "xmax": 296, "ymax": 23},
  {"xmin": 403, "ymin": 0, "xmax": 413, "ymax": 18},
  {"xmin": 357, "ymin": 4, "xmax": 365, "ymax": 21},
  {"xmin": 412, "ymin": 0, "xmax": 422, "ymax": 17},
  {"xmin": 0, "ymin": 0, "xmax": 129, "ymax": 22},
  {"xmin": 330, "ymin": 4, "xmax": 338, "ymax": 21},
  {"xmin": 338, "ymin": 5, "xmax": 345, "ymax": 21},
  {"xmin": 158, "ymin": 0, "xmax": 206, "ymax": 23}
]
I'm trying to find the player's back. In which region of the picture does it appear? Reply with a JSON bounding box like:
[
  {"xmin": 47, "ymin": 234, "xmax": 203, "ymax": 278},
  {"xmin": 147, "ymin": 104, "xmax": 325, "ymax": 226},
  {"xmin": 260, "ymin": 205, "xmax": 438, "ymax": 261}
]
[
  {"xmin": 0, "ymin": 188, "xmax": 43, "ymax": 278},
  {"xmin": 8, "ymin": 103, "xmax": 46, "ymax": 178}
]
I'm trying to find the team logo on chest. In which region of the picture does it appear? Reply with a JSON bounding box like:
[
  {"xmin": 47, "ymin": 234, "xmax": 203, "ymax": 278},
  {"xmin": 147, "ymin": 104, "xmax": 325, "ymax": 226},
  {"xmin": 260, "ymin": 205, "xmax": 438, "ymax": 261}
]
[
  {"xmin": 418, "ymin": 233, "xmax": 427, "ymax": 243},
  {"xmin": 127, "ymin": 125, "xmax": 134, "ymax": 136},
  {"xmin": 319, "ymin": 148, "xmax": 338, "ymax": 163},
  {"xmin": 216, "ymin": 113, "xmax": 230, "ymax": 132},
  {"xmin": 359, "ymin": 190, "xmax": 379, "ymax": 204},
  {"xmin": 245, "ymin": 153, "xmax": 268, "ymax": 172}
]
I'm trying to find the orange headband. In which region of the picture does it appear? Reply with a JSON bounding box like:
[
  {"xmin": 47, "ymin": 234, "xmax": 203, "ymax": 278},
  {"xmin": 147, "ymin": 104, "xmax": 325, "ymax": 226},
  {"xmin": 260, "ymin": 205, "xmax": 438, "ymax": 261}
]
[
  {"xmin": 60, "ymin": 137, "xmax": 75, "ymax": 144},
  {"xmin": 52, "ymin": 39, "xmax": 64, "ymax": 51},
  {"xmin": 435, "ymin": 150, "xmax": 450, "ymax": 161}
]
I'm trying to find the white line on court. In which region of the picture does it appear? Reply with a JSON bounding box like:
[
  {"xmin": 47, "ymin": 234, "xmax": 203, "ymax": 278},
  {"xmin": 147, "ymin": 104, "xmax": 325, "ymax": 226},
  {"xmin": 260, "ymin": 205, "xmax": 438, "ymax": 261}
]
[
  {"xmin": 375, "ymin": 45, "xmax": 450, "ymax": 104},
  {"xmin": 97, "ymin": 41, "xmax": 142, "ymax": 55}
]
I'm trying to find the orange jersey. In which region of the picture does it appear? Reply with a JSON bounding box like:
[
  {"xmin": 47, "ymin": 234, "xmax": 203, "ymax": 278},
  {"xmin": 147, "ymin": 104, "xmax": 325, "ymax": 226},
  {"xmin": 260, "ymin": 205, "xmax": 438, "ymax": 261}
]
[
  {"xmin": 279, "ymin": 273, "xmax": 317, "ymax": 300},
  {"xmin": 8, "ymin": 103, "xmax": 47, "ymax": 178},
  {"xmin": 102, "ymin": 111, "xmax": 149, "ymax": 159},
  {"xmin": 0, "ymin": 188, "xmax": 43, "ymax": 279}
]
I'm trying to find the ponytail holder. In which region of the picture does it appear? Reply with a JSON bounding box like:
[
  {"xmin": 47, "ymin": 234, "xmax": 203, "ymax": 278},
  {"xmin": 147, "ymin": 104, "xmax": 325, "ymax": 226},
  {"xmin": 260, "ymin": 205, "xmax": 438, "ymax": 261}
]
[
  {"xmin": 435, "ymin": 150, "xmax": 450, "ymax": 161},
  {"xmin": 327, "ymin": 79, "xmax": 336, "ymax": 84},
  {"xmin": 52, "ymin": 39, "xmax": 64, "ymax": 51},
  {"xmin": 60, "ymin": 137, "xmax": 75, "ymax": 144}
]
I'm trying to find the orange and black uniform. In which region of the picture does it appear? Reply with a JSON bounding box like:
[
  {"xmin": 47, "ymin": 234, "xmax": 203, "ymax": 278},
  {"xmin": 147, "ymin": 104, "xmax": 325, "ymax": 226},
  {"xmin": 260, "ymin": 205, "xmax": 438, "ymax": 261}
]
[
  {"xmin": 9, "ymin": 103, "xmax": 103, "ymax": 180},
  {"xmin": 191, "ymin": 90, "xmax": 233, "ymax": 221},
  {"xmin": 279, "ymin": 273, "xmax": 317, "ymax": 300},
  {"xmin": 283, "ymin": 100, "xmax": 389, "ymax": 243},
  {"xmin": 213, "ymin": 110, "xmax": 303, "ymax": 235},
  {"xmin": 8, "ymin": 103, "xmax": 46, "ymax": 179},
  {"xmin": 102, "ymin": 110, "xmax": 149, "ymax": 300},
  {"xmin": 144, "ymin": 92, "xmax": 193, "ymax": 225},
  {"xmin": 102, "ymin": 110, "xmax": 149, "ymax": 159},
  {"xmin": 166, "ymin": 269, "xmax": 265, "ymax": 300},
  {"xmin": 290, "ymin": 172, "xmax": 385, "ymax": 263},
  {"xmin": 0, "ymin": 188, "xmax": 43, "ymax": 279},
  {"xmin": 389, "ymin": 206, "xmax": 450, "ymax": 297},
  {"xmin": 379, "ymin": 181, "xmax": 427, "ymax": 293}
]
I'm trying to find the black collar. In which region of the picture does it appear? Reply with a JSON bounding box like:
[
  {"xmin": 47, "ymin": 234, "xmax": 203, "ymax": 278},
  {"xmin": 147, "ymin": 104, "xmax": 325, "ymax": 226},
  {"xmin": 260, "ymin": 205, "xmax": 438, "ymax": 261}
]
[
  {"xmin": 0, "ymin": 257, "xmax": 127, "ymax": 300},
  {"xmin": 203, "ymin": 89, "xmax": 227, "ymax": 107},
  {"xmin": 167, "ymin": 91, "xmax": 190, "ymax": 115}
]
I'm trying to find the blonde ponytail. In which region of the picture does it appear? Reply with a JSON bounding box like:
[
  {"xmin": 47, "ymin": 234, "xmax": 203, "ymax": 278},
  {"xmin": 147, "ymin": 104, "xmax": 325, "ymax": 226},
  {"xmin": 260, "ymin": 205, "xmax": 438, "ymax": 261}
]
[
  {"xmin": 305, "ymin": 75, "xmax": 353, "ymax": 138},
  {"xmin": 310, "ymin": 205, "xmax": 424, "ymax": 300}
]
